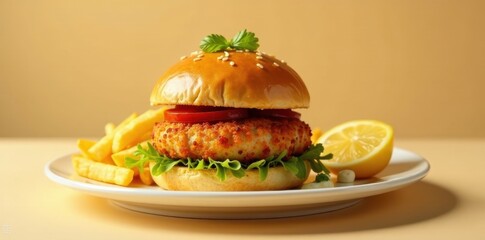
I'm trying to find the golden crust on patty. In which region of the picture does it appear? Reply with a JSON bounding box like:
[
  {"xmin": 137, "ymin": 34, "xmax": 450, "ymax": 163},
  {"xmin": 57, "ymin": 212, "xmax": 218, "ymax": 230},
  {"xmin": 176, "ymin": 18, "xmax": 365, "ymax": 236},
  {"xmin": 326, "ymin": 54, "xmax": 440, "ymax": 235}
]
[{"xmin": 152, "ymin": 118, "xmax": 312, "ymax": 163}]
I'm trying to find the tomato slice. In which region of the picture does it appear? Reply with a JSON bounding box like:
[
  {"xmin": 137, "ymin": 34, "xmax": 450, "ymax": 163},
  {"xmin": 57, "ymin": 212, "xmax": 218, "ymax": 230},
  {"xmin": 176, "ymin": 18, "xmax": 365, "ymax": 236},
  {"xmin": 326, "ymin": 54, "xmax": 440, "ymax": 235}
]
[
  {"xmin": 164, "ymin": 106, "xmax": 249, "ymax": 123},
  {"xmin": 250, "ymin": 109, "xmax": 301, "ymax": 119},
  {"xmin": 164, "ymin": 106, "xmax": 301, "ymax": 123}
]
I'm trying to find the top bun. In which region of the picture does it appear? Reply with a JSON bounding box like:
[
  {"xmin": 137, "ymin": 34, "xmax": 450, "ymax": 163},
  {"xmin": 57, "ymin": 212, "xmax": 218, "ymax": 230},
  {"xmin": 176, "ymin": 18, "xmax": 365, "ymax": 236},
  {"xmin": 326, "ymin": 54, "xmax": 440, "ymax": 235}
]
[{"xmin": 150, "ymin": 51, "xmax": 310, "ymax": 109}]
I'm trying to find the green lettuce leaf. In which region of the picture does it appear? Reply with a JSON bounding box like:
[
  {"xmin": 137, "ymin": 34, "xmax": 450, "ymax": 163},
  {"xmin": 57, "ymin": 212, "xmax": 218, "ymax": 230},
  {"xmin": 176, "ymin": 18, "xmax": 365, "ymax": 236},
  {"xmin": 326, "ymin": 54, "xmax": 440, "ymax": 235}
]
[{"xmin": 126, "ymin": 142, "xmax": 332, "ymax": 182}]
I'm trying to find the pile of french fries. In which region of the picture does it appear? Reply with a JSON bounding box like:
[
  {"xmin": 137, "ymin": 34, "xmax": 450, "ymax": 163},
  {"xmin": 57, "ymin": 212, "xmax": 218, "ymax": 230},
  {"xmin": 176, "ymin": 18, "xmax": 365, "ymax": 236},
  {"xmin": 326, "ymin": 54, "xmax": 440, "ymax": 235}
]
[{"xmin": 72, "ymin": 107, "xmax": 166, "ymax": 186}]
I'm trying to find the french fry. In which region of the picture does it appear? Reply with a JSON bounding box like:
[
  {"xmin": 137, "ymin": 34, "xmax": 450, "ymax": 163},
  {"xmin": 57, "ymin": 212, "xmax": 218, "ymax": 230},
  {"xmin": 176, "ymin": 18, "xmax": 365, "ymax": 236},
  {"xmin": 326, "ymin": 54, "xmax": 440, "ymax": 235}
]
[
  {"xmin": 73, "ymin": 109, "xmax": 161, "ymax": 187},
  {"xmin": 111, "ymin": 140, "xmax": 150, "ymax": 167},
  {"xmin": 112, "ymin": 107, "xmax": 166, "ymax": 153},
  {"xmin": 72, "ymin": 155, "xmax": 134, "ymax": 186},
  {"xmin": 77, "ymin": 139, "xmax": 96, "ymax": 158},
  {"xmin": 139, "ymin": 166, "xmax": 154, "ymax": 185},
  {"xmin": 111, "ymin": 140, "xmax": 150, "ymax": 178},
  {"xmin": 86, "ymin": 134, "xmax": 114, "ymax": 162},
  {"xmin": 77, "ymin": 139, "xmax": 114, "ymax": 164},
  {"xmin": 104, "ymin": 123, "xmax": 115, "ymax": 135},
  {"xmin": 139, "ymin": 130, "xmax": 153, "ymax": 142},
  {"xmin": 87, "ymin": 113, "xmax": 137, "ymax": 162}
]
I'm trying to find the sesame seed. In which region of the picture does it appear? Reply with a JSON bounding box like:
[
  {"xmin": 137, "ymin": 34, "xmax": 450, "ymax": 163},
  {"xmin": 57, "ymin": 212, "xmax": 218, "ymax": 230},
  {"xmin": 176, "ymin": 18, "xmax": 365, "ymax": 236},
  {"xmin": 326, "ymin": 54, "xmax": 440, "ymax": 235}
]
[
  {"xmin": 281, "ymin": 59, "xmax": 286, "ymax": 64},
  {"xmin": 193, "ymin": 57, "xmax": 202, "ymax": 62},
  {"xmin": 244, "ymin": 49, "xmax": 250, "ymax": 52},
  {"xmin": 229, "ymin": 61, "xmax": 236, "ymax": 66},
  {"xmin": 256, "ymin": 63, "xmax": 264, "ymax": 69},
  {"xmin": 222, "ymin": 57, "xmax": 229, "ymax": 61},
  {"xmin": 180, "ymin": 56, "xmax": 187, "ymax": 60},
  {"xmin": 256, "ymin": 56, "xmax": 264, "ymax": 60},
  {"xmin": 256, "ymin": 51, "xmax": 263, "ymax": 56},
  {"xmin": 236, "ymin": 50, "xmax": 243, "ymax": 53},
  {"xmin": 197, "ymin": 53, "xmax": 204, "ymax": 58},
  {"xmin": 224, "ymin": 51, "xmax": 229, "ymax": 57},
  {"xmin": 273, "ymin": 62, "xmax": 279, "ymax": 67},
  {"xmin": 217, "ymin": 55, "xmax": 224, "ymax": 60},
  {"xmin": 190, "ymin": 51, "xmax": 198, "ymax": 55}
]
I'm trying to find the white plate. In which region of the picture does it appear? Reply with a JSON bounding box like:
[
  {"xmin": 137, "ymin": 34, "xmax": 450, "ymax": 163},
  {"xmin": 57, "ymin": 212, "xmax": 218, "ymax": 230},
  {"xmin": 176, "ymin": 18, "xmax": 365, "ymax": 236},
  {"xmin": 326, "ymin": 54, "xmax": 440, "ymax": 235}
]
[{"xmin": 45, "ymin": 147, "xmax": 429, "ymax": 219}]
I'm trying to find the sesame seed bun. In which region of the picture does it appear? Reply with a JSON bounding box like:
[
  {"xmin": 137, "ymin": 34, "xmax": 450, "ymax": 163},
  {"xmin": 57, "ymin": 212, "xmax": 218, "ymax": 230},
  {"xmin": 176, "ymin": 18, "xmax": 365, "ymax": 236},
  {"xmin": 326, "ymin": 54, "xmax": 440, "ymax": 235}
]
[
  {"xmin": 149, "ymin": 162, "xmax": 310, "ymax": 191},
  {"xmin": 150, "ymin": 51, "xmax": 310, "ymax": 109}
]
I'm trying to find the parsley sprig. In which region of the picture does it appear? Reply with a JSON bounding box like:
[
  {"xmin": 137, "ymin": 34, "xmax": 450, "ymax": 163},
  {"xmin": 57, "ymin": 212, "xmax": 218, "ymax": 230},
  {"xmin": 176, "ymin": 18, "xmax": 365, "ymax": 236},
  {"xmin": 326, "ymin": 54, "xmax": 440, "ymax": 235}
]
[
  {"xmin": 126, "ymin": 142, "xmax": 333, "ymax": 182},
  {"xmin": 199, "ymin": 29, "xmax": 260, "ymax": 53}
]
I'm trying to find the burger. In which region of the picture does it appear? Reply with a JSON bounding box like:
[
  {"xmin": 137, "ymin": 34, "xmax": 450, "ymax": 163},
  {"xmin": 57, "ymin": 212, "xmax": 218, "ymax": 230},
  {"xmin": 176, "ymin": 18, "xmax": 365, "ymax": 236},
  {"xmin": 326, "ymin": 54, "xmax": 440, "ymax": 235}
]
[{"xmin": 129, "ymin": 30, "xmax": 332, "ymax": 191}]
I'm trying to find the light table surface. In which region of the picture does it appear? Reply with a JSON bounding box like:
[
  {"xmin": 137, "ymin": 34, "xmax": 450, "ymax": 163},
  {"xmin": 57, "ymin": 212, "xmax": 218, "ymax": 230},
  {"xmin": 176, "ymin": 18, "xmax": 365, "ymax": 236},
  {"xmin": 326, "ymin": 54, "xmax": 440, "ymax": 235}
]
[{"xmin": 1, "ymin": 138, "xmax": 484, "ymax": 239}]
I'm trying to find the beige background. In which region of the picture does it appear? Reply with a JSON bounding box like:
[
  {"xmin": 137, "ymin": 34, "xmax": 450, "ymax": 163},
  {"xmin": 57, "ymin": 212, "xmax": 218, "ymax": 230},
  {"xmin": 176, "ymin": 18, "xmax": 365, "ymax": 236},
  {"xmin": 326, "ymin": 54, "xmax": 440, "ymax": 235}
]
[{"xmin": 1, "ymin": 0, "xmax": 484, "ymax": 138}]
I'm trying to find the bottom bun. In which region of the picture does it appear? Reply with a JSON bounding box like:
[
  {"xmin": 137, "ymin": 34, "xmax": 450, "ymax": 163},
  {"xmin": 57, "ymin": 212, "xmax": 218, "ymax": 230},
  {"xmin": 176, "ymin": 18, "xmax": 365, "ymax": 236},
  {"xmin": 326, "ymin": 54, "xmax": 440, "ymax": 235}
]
[{"xmin": 149, "ymin": 162, "xmax": 310, "ymax": 191}]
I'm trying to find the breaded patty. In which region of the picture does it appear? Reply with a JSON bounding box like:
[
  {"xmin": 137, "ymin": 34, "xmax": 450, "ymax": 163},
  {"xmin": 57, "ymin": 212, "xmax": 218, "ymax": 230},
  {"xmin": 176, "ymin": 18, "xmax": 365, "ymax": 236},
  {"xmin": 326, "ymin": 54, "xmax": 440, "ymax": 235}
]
[{"xmin": 152, "ymin": 118, "xmax": 312, "ymax": 163}]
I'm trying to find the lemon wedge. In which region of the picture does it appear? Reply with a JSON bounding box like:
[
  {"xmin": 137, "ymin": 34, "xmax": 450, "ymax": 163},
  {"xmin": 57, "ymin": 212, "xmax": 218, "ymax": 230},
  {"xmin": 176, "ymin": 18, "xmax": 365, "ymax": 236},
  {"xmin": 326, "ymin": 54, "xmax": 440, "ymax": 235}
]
[{"xmin": 316, "ymin": 120, "xmax": 394, "ymax": 178}]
